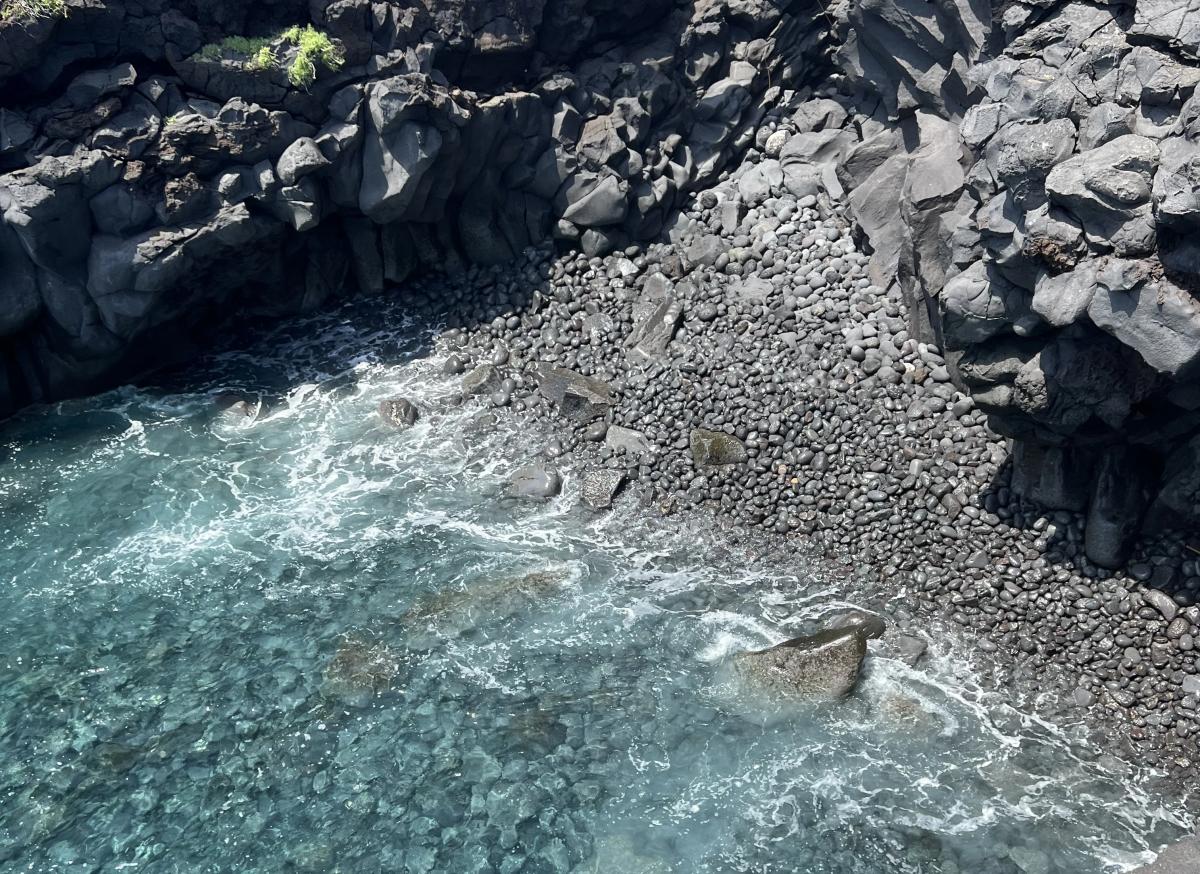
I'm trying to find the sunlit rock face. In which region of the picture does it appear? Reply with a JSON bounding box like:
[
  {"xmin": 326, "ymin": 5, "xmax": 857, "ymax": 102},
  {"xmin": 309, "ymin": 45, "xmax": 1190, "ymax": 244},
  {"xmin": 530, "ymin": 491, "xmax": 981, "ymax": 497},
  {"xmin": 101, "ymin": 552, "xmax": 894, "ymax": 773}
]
[{"xmin": 836, "ymin": 0, "xmax": 1200, "ymax": 563}]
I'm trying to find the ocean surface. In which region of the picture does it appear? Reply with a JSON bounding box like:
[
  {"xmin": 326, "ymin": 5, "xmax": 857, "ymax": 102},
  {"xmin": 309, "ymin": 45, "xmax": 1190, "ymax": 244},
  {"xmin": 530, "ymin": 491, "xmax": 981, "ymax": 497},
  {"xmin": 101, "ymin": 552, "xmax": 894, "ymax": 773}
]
[{"xmin": 0, "ymin": 293, "xmax": 1191, "ymax": 873}]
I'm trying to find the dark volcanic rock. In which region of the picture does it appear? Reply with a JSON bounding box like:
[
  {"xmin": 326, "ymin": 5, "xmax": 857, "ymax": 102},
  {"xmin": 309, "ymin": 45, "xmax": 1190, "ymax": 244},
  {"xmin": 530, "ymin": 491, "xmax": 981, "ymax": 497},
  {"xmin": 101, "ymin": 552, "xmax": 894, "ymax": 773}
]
[
  {"xmin": 378, "ymin": 397, "xmax": 419, "ymax": 429},
  {"xmin": 0, "ymin": 0, "xmax": 833, "ymax": 419},
  {"xmin": 535, "ymin": 364, "xmax": 613, "ymax": 423}
]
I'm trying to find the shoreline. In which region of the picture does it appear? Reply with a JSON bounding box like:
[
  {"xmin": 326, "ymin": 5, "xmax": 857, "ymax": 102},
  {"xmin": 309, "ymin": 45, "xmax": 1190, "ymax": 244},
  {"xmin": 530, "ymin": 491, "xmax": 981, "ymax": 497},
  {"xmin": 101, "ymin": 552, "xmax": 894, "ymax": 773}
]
[{"xmin": 355, "ymin": 147, "xmax": 1200, "ymax": 802}]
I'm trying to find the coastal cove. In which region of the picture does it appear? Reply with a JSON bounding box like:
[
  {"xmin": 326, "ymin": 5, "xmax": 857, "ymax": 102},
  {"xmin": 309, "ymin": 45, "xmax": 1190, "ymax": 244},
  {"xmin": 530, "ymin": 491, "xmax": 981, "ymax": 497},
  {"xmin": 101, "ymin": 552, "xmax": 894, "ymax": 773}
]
[
  {"xmin": 5, "ymin": 0, "xmax": 1200, "ymax": 868},
  {"xmin": 0, "ymin": 284, "xmax": 1192, "ymax": 872}
]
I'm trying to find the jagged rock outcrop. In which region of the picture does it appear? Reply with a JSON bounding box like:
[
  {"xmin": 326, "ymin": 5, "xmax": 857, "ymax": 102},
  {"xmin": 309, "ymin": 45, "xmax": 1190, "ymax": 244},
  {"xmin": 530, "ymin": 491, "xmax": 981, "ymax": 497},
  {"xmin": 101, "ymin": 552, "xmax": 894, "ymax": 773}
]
[
  {"xmin": 836, "ymin": 0, "xmax": 1200, "ymax": 565},
  {"xmin": 0, "ymin": 0, "xmax": 832, "ymax": 417}
]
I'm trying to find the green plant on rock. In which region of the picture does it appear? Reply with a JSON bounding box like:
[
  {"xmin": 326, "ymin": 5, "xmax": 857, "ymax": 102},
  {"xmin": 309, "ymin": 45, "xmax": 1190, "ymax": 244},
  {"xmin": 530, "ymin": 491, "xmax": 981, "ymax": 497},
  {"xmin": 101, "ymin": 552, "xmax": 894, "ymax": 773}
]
[
  {"xmin": 280, "ymin": 24, "xmax": 344, "ymax": 89},
  {"xmin": 0, "ymin": 0, "xmax": 68, "ymax": 24},
  {"xmin": 193, "ymin": 24, "xmax": 343, "ymax": 89},
  {"xmin": 247, "ymin": 43, "xmax": 275, "ymax": 71},
  {"xmin": 198, "ymin": 34, "xmax": 272, "ymax": 62}
]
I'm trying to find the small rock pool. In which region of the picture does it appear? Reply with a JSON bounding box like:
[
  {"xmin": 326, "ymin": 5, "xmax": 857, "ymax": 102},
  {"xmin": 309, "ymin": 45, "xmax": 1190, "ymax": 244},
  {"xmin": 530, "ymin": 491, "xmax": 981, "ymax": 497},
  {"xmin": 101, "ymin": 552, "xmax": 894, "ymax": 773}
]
[{"xmin": 0, "ymin": 297, "xmax": 1190, "ymax": 872}]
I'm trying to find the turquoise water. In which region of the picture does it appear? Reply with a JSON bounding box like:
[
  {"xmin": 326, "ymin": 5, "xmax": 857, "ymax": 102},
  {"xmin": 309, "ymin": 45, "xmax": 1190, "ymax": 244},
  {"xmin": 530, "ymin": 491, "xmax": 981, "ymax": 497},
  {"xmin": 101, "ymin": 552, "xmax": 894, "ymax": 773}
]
[{"xmin": 0, "ymin": 295, "xmax": 1190, "ymax": 873}]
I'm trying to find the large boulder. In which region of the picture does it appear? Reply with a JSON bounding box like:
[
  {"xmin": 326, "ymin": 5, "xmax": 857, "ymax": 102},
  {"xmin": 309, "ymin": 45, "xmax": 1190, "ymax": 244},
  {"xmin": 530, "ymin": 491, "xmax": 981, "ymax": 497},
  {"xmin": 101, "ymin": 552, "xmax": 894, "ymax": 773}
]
[{"xmin": 734, "ymin": 626, "xmax": 869, "ymax": 700}]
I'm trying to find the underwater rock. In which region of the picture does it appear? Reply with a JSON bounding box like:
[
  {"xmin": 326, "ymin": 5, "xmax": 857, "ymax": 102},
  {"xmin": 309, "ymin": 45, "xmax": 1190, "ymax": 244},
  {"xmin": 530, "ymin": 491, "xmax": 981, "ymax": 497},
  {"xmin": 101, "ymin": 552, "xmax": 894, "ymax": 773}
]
[
  {"xmin": 577, "ymin": 834, "xmax": 671, "ymax": 874},
  {"xmin": 734, "ymin": 626, "xmax": 868, "ymax": 700},
  {"xmin": 320, "ymin": 635, "xmax": 403, "ymax": 706},
  {"xmin": 889, "ymin": 635, "xmax": 928, "ymax": 666},
  {"xmin": 402, "ymin": 569, "xmax": 569, "ymax": 645}
]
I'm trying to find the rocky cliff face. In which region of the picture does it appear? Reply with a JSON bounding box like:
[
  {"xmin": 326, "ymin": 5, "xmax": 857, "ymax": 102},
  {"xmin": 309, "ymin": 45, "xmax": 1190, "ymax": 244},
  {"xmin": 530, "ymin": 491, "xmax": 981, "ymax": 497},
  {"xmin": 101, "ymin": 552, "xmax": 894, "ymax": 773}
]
[
  {"xmin": 0, "ymin": 0, "xmax": 829, "ymax": 411},
  {"xmin": 837, "ymin": 0, "xmax": 1200, "ymax": 565}
]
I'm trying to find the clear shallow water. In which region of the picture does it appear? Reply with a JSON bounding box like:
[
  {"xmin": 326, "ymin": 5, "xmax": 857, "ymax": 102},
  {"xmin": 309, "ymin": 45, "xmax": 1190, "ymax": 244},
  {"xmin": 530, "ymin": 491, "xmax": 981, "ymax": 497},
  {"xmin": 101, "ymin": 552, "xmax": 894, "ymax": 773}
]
[{"xmin": 0, "ymin": 296, "xmax": 1191, "ymax": 873}]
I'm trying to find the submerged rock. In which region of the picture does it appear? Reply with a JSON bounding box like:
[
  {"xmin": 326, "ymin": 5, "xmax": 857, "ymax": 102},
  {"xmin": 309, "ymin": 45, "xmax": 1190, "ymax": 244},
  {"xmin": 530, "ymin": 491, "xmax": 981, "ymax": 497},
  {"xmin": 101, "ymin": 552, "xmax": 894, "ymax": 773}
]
[
  {"xmin": 734, "ymin": 626, "xmax": 868, "ymax": 700},
  {"xmin": 402, "ymin": 568, "xmax": 569, "ymax": 646},
  {"xmin": 320, "ymin": 635, "xmax": 403, "ymax": 705},
  {"xmin": 887, "ymin": 635, "xmax": 929, "ymax": 667},
  {"xmin": 377, "ymin": 397, "xmax": 419, "ymax": 429}
]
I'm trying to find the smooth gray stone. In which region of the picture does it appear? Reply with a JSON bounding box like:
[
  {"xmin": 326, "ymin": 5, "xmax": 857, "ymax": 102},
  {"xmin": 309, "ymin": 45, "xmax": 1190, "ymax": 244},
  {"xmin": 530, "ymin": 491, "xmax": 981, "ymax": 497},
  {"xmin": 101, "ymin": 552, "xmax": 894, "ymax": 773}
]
[{"xmin": 506, "ymin": 464, "xmax": 562, "ymax": 501}]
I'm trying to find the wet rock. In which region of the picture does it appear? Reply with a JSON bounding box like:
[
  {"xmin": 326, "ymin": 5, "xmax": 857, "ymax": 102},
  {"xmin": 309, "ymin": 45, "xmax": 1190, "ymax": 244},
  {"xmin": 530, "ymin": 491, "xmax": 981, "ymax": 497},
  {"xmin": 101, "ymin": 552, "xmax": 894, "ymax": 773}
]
[
  {"xmin": 378, "ymin": 397, "xmax": 419, "ymax": 429},
  {"xmin": 214, "ymin": 393, "xmax": 264, "ymax": 422},
  {"xmin": 462, "ymin": 364, "xmax": 502, "ymax": 397},
  {"xmin": 734, "ymin": 627, "xmax": 868, "ymax": 700},
  {"xmin": 506, "ymin": 464, "xmax": 562, "ymax": 500},
  {"xmin": 829, "ymin": 611, "xmax": 886, "ymax": 639},
  {"xmin": 1143, "ymin": 589, "xmax": 1179, "ymax": 623},
  {"xmin": 891, "ymin": 635, "xmax": 928, "ymax": 666}
]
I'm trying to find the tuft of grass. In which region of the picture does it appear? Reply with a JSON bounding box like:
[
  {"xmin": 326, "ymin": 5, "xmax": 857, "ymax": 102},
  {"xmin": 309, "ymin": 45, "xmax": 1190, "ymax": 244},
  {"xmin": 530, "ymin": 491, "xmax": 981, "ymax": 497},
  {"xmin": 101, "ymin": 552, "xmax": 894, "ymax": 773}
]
[
  {"xmin": 198, "ymin": 34, "xmax": 271, "ymax": 62},
  {"xmin": 282, "ymin": 24, "xmax": 344, "ymax": 88},
  {"xmin": 246, "ymin": 43, "xmax": 275, "ymax": 71},
  {"xmin": 194, "ymin": 24, "xmax": 343, "ymax": 89},
  {"xmin": 0, "ymin": 0, "xmax": 68, "ymax": 24}
]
